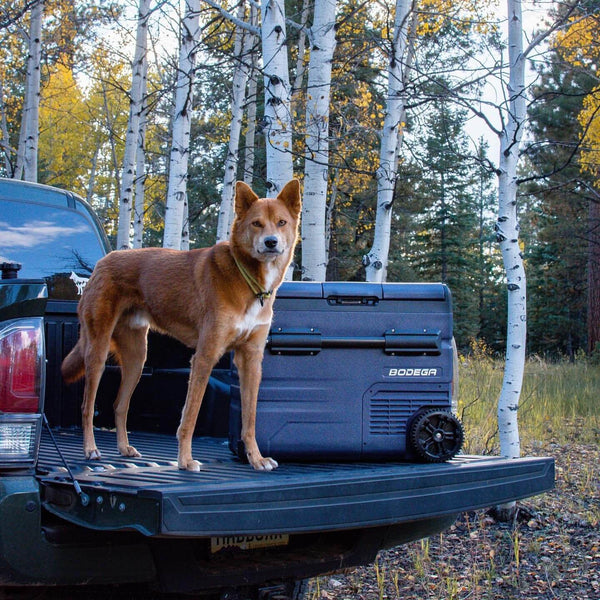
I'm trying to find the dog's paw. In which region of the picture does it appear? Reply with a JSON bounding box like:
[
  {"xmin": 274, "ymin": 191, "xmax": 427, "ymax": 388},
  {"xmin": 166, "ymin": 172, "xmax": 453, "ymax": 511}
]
[
  {"xmin": 251, "ymin": 456, "xmax": 279, "ymax": 471},
  {"xmin": 178, "ymin": 459, "xmax": 202, "ymax": 472},
  {"xmin": 119, "ymin": 445, "xmax": 142, "ymax": 458},
  {"xmin": 85, "ymin": 448, "xmax": 102, "ymax": 460}
]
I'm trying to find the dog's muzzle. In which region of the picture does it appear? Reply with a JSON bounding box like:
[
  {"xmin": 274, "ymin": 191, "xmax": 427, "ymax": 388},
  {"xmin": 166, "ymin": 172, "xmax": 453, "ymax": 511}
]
[{"xmin": 260, "ymin": 236, "xmax": 282, "ymax": 254}]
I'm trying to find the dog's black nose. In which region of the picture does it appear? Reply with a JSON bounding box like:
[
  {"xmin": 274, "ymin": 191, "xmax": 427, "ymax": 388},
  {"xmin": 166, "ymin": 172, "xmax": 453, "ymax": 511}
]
[{"xmin": 264, "ymin": 236, "xmax": 278, "ymax": 249}]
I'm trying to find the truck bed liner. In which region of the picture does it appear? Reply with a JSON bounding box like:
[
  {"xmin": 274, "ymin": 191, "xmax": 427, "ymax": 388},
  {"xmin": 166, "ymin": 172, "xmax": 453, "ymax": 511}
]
[{"xmin": 38, "ymin": 429, "xmax": 554, "ymax": 537}]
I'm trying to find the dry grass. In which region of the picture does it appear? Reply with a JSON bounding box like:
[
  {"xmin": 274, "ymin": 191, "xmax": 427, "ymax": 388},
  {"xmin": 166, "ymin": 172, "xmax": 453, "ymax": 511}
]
[
  {"xmin": 307, "ymin": 354, "xmax": 600, "ymax": 600},
  {"xmin": 459, "ymin": 343, "xmax": 600, "ymax": 454}
]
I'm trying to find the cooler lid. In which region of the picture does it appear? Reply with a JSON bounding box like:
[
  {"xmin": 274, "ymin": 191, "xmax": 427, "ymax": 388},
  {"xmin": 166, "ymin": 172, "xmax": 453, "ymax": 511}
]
[
  {"xmin": 323, "ymin": 282, "xmax": 383, "ymax": 301},
  {"xmin": 277, "ymin": 281, "xmax": 324, "ymax": 298},
  {"xmin": 381, "ymin": 282, "xmax": 448, "ymax": 301},
  {"xmin": 277, "ymin": 281, "xmax": 449, "ymax": 302}
]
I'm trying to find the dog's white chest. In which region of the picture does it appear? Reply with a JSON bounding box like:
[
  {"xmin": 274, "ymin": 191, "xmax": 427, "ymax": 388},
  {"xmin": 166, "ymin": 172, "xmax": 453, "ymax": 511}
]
[
  {"xmin": 263, "ymin": 263, "xmax": 279, "ymax": 292},
  {"xmin": 236, "ymin": 302, "xmax": 271, "ymax": 337}
]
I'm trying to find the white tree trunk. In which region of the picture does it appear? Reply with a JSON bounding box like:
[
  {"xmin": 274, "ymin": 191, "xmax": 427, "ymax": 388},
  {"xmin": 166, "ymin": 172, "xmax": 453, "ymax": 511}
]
[
  {"xmin": 132, "ymin": 108, "xmax": 147, "ymax": 249},
  {"xmin": 261, "ymin": 0, "xmax": 293, "ymax": 195},
  {"xmin": 163, "ymin": 0, "xmax": 200, "ymax": 249},
  {"xmin": 301, "ymin": 0, "xmax": 337, "ymax": 281},
  {"xmin": 216, "ymin": 2, "xmax": 256, "ymax": 243},
  {"xmin": 492, "ymin": 0, "xmax": 527, "ymax": 520},
  {"xmin": 181, "ymin": 196, "xmax": 190, "ymax": 250},
  {"xmin": 291, "ymin": 0, "xmax": 310, "ymax": 98},
  {"xmin": 363, "ymin": 0, "xmax": 412, "ymax": 282},
  {"xmin": 243, "ymin": 72, "xmax": 258, "ymax": 185},
  {"xmin": 116, "ymin": 0, "xmax": 150, "ymax": 250},
  {"xmin": 242, "ymin": 3, "xmax": 260, "ymax": 187},
  {"xmin": 18, "ymin": 0, "xmax": 44, "ymax": 182},
  {"xmin": 0, "ymin": 78, "xmax": 13, "ymax": 175},
  {"xmin": 497, "ymin": 0, "xmax": 527, "ymax": 460}
]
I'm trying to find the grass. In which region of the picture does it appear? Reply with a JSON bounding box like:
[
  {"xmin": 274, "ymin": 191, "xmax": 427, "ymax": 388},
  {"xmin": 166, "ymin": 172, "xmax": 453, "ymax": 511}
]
[
  {"xmin": 305, "ymin": 352, "xmax": 600, "ymax": 599},
  {"xmin": 458, "ymin": 343, "xmax": 600, "ymax": 454}
]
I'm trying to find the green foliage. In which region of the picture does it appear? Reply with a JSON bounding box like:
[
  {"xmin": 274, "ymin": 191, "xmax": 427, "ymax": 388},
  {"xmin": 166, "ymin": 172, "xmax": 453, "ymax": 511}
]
[
  {"xmin": 523, "ymin": 33, "xmax": 597, "ymax": 358},
  {"xmin": 3, "ymin": 0, "xmax": 597, "ymax": 358}
]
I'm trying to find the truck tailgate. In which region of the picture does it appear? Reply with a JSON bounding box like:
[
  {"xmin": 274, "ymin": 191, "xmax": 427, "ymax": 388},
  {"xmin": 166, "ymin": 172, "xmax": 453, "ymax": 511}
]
[{"xmin": 38, "ymin": 429, "xmax": 554, "ymax": 537}]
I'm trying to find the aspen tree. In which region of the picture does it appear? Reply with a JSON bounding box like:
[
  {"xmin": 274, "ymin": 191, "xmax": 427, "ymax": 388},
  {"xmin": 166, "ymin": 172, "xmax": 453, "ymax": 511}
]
[
  {"xmin": 261, "ymin": 0, "xmax": 293, "ymax": 195},
  {"xmin": 16, "ymin": 0, "xmax": 45, "ymax": 182},
  {"xmin": 163, "ymin": 0, "xmax": 201, "ymax": 249},
  {"xmin": 132, "ymin": 108, "xmax": 148, "ymax": 249},
  {"xmin": 216, "ymin": 1, "xmax": 257, "ymax": 243},
  {"xmin": 301, "ymin": 0, "xmax": 338, "ymax": 281},
  {"xmin": 363, "ymin": 0, "xmax": 413, "ymax": 282},
  {"xmin": 117, "ymin": 0, "xmax": 151, "ymax": 250}
]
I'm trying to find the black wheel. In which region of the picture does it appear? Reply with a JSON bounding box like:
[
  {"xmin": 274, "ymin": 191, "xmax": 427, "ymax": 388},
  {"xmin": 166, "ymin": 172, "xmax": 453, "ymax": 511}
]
[{"xmin": 409, "ymin": 409, "xmax": 464, "ymax": 463}]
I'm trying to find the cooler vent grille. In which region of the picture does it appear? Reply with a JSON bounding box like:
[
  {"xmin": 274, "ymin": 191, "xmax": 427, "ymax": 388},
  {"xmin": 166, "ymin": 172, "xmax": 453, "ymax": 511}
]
[{"xmin": 369, "ymin": 391, "xmax": 448, "ymax": 435}]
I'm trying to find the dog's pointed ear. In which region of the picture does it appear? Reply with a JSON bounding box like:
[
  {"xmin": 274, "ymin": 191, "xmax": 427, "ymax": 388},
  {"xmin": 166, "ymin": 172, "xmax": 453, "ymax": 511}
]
[
  {"xmin": 235, "ymin": 181, "xmax": 260, "ymax": 217},
  {"xmin": 277, "ymin": 179, "xmax": 302, "ymax": 218}
]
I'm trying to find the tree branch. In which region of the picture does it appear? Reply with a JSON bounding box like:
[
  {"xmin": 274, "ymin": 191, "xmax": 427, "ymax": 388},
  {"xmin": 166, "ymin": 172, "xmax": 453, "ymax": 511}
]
[{"xmin": 201, "ymin": 0, "xmax": 260, "ymax": 35}]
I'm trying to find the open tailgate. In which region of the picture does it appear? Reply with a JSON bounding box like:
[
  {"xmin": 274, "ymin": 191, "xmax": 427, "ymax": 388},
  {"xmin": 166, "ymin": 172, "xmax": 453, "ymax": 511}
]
[{"xmin": 38, "ymin": 429, "xmax": 554, "ymax": 537}]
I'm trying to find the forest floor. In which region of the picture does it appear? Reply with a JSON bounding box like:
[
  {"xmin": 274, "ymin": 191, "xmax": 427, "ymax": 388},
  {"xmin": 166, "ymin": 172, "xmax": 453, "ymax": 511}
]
[{"xmin": 305, "ymin": 422, "xmax": 600, "ymax": 600}]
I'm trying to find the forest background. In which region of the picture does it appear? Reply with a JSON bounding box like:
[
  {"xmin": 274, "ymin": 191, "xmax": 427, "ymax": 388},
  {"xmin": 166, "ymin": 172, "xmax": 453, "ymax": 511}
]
[{"xmin": 1, "ymin": 0, "xmax": 599, "ymax": 360}]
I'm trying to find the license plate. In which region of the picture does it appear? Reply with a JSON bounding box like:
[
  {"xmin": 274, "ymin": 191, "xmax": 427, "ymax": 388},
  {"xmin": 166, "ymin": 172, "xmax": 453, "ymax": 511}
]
[{"xmin": 210, "ymin": 534, "xmax": 289, "ymax": 553}]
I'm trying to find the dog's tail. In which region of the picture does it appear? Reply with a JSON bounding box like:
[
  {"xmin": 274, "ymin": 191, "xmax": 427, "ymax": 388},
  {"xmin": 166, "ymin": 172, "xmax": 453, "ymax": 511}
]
[{"xmin": 61, "ymin": 340, "xmax": 86, "ymax": 384}]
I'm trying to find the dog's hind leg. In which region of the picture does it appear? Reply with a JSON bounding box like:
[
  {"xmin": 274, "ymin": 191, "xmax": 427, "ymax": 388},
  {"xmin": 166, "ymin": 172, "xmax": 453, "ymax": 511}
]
[
  {"xmin": 111, "ymin": 320, "xmax": 149, "ymax": 458},
  {"xmin": 81, "ymin": 330, "xmax": 112, "ymax": 460}
]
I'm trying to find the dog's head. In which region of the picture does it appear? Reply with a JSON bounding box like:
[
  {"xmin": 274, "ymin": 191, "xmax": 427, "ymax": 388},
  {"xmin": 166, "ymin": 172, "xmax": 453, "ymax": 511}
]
[{"xmin": 232, "ymin": 180, "xmax": 302, "ymax": 262}]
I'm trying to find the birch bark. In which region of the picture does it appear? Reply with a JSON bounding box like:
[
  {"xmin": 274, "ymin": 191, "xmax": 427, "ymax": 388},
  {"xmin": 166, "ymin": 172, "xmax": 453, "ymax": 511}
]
[
  {"xmin": 363, "ymin": 0, "xmax": 412, "ymax": 282},
  {"xmin": 291, "ymin": 0, "xmax": 310, "ymax": 99},
  {"xmin": 243, "ymin": 3, "xmax": 259, "ymax": 186},
  {"xmin": 261, "ymin": 0, "xmax": 293, "ymax": 195},
  {"xmin": 132, "ymin": 108, "xmax": 148, "ymax": 248},
  {"xmin": 216, "ymin": 2, "xmax": 256, "ymax": 243},
  {"xmin": 301, "ymin": 0, "xmax": 337, "ymax": 281},
  {"xmin": 163, "ymin": 0, "xmax": 200, "ymax": 249},
  {"xmin": 116, "ymin": 0, "xmax": 150, "ymax": 250},
  {"xmin": 17, "ymin": 0, "xmax": 44, "ymax": 182},
  {"xmin": 496, "ymin": 0, "xmax": 527, "ymax": 461},
  {"xmin": 0, "ymin": 79, "xmax": 12, "ymax": 175}
]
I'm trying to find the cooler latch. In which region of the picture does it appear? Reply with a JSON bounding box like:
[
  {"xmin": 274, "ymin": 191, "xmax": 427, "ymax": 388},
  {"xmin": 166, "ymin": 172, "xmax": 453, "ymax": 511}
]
[
  {"xmin": 268, "ymin": 328, "xmax": 322, "ymax": 355},
  {"xmin": 327, "ymin": 296, "xmax": 379, "ymax": 306},
  {"xmin": 384, "ymin": 329, "xmax": 442, "ymax": 355}
]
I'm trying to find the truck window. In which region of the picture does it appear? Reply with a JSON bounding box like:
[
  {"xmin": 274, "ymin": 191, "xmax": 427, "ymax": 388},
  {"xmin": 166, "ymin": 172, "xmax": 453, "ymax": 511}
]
[{"xmin": 0, "ymin": 199, "xmax": 106, "ymax": 300}]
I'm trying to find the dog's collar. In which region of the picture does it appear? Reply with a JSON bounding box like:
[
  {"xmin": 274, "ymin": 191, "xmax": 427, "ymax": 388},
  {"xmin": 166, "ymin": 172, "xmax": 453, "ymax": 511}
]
[{"xmin": 232, "ymin": 254, "xmax": 273, "ymax": 307}]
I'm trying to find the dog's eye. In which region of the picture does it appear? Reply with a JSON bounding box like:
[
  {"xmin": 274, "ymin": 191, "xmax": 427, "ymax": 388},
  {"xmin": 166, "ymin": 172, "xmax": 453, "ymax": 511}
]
[
  {"xmin": 252, "ymin": 221, "xmax": 263, "ymax": 228},
  {"xmin": 277, "ymin": 220, "xmax": 287, "ymax": 227}
]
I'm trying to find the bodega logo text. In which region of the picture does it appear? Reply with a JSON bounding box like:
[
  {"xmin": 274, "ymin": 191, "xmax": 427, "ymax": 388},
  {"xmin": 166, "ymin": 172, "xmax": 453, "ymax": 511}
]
[{"xmin": 385, "ymin": 368, "xmax": 441, "ymax": 378}]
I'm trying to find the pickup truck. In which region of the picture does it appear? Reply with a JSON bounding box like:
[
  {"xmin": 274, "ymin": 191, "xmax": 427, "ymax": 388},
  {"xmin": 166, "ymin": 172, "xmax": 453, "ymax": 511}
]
[{"xmin": 0, "ymin": 178, "xmax": 554, "ymax": 598}]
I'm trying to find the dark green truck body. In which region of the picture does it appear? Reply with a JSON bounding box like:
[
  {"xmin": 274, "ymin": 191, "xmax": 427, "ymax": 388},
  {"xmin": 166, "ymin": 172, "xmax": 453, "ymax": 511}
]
[{"xmin": 0, "ymin": 179, "xmax": 554, "ymax": 597}]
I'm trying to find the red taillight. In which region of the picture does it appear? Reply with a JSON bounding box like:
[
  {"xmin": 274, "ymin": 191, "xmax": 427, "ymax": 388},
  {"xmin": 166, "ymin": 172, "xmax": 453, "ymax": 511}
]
[{"xmin": 0, "ymin": 319, "xmax": 44, "ymax": 413}]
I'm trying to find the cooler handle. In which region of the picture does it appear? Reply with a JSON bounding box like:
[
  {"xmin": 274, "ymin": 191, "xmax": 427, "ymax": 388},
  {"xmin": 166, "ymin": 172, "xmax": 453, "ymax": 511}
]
[{"xmin": 267, "ymin": 328, "xmax": 441, "ymax": 355}]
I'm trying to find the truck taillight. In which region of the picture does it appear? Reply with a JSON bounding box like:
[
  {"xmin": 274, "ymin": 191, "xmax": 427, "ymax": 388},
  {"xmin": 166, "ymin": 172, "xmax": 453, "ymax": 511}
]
[{"xmin": 0, "ymin": 318, "xmax": 45, "ymax": 468}]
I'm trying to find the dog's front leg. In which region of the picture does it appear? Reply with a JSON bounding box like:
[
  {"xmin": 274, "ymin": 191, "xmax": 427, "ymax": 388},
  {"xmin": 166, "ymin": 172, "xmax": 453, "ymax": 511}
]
[
  {"xmin": 234, "ymin": 336, "xmax": 278, "ymax": 471},
  {"xmin": 177, "ymin": 348, "xmax": 219, "ymax": 471}
]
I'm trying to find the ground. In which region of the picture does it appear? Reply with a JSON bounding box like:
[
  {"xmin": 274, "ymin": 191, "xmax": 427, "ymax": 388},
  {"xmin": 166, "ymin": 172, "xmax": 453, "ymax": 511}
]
[
  {"xmin": 305, "ymin": 439, "xmax": 600, "ymax": 600},
  {"xmin": 1, "ymin": 434, "xmax": 597, "ymax": 600}
]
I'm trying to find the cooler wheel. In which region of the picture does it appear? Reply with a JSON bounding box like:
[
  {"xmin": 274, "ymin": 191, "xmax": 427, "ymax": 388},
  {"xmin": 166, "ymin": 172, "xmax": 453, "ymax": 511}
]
[{"xmin": 409, "ymin": 409, "xmax": 464, "ymax": 463}]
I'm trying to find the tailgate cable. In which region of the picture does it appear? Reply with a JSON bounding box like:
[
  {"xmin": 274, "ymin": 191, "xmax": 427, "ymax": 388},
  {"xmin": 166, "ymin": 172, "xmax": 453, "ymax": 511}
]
[{"xmin": 42, "ymin": 414, "xmax": 90, "ymax": 506}]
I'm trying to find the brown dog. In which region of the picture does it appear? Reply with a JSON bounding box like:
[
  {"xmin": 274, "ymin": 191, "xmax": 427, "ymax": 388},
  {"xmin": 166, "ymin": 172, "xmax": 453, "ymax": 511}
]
[{"xmin": 61, "ymin": 180, "xmax": 301, "ymax": 471}]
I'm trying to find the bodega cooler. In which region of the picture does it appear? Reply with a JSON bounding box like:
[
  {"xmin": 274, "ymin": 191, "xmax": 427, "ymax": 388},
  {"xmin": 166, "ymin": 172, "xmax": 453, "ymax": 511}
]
[{"xmin": 228, "ymin": 281, "xmax": 463, "ymax": 463}]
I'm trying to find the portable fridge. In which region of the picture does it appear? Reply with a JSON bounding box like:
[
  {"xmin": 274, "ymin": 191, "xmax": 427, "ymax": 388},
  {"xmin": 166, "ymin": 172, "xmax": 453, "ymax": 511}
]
[{"xmin": 229, "ymin": 281, "xmax": 463, "ymax": 462}]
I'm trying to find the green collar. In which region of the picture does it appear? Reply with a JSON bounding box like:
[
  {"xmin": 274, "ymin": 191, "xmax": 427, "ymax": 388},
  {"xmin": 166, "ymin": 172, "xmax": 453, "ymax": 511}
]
[{"xmin": 232, "ymin": 254, "xmax": 273, "ymax": 307}]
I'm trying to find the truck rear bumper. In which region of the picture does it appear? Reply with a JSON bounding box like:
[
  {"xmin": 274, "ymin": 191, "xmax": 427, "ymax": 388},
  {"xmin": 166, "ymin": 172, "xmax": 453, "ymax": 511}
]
[{"xmin": 38, "ymin": 430, "xmax": 554, "ymax": 537}]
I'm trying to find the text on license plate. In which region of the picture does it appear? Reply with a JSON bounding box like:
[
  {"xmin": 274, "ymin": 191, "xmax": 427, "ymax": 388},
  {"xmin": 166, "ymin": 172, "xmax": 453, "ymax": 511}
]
[{"xmin": 211, "ymin": 534, "xmax": 289, "ymax": 553}]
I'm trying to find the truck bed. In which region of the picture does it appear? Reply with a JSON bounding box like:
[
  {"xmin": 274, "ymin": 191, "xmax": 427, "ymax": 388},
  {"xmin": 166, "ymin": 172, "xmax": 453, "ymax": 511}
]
[{"xmin": 38, "ymin": 428, "xmax": 554, "ymax": 538}]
